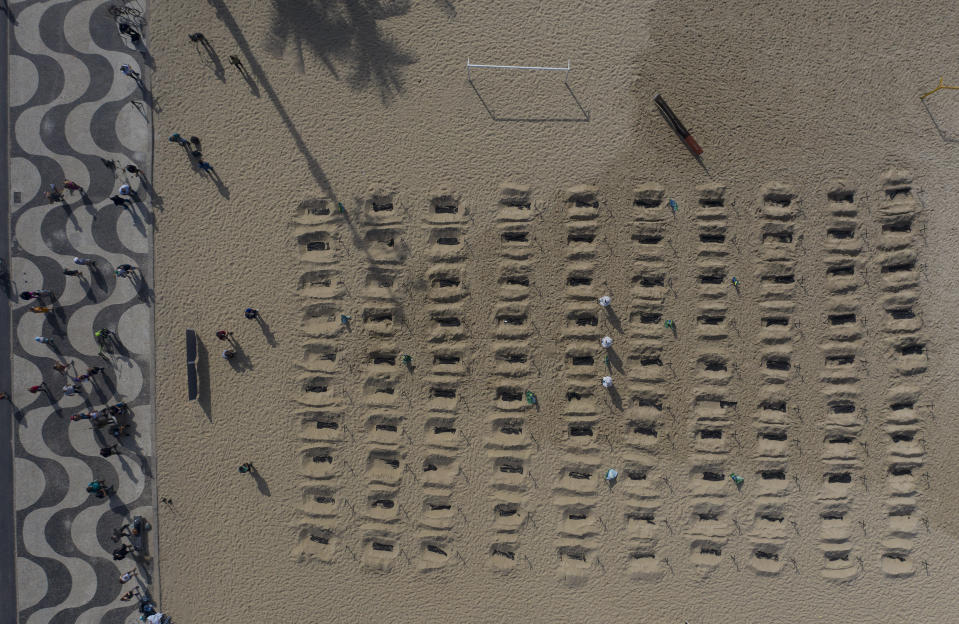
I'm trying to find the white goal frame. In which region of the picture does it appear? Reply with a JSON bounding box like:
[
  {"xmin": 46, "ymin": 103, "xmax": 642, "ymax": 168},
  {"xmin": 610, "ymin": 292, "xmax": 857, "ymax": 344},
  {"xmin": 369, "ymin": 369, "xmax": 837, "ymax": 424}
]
[{"xmin": 467, "ymin": 58, "xmax": 570, "ymax": 83}]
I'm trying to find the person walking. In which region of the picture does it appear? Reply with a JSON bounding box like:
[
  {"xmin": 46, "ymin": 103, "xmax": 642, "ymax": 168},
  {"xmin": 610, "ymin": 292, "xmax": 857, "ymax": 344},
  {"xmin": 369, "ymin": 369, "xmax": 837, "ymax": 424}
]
[
  {"xmin": 87, "ymin": 366, "xmax": 105, "ymax": 376},
  {"xmin": 87, "ymin": 479, "xmax": 109, "ymax": 496},
  {"xmin": 602, "ymin": 375, "xmax": 614, "ymax": 388},
  {"xmin": 244, "ymin": 307, "xmax": 258, "ymax": 320},
  {"xmin": 63, "ymin": 180, "xmax": 83, "ymax": 193},
  {"xmin": 0, "ymin": 392, "xmax": 7, "ymax": 401},
  {"xmin": 62, "ymin": 384, "xmax": 81, "ymax": 396},
  {"xmin": 118, "ymin": 183, "xmax": 132, "ymax": 196},
  {"xmin": 99, "ymin": 444, "xmax": 120, "ymax": 458},
  {"xmin": 112, "ymin": 543, "xmax": 131, "ymax": 560},
  {"xmin": 125, "ymin": 164, "xmax": 141, "ymax": 177},
  {"xmin": 168, "ymin": 133, "xmax": 188, "ymax": 146},
  {"xmin": 119, "ymin": 64, "xmax": 140, "ymax": 79},
  {"xmin": 119, "ymin": 568, "xmax": 138, "ymax": 584},
  {"xmin": 238, "ymin": 462, "xmax": 254, "ymax": 474},
  {"xmin": 20, "ymin": 290, "xmax": 49, "ymax": 300},
  {"xmin": 28, "ymin": 383, "xmax": 45, "ymax": 394},
  {"xmin": 29, "ymin": 306, "xmax": 51, "ymax": 314},
  {"xmin": 63, "ymin": 268, "xmax": 81, "ymax": 276},
  {"xmin": 119, "ymin": 588, "xmax": 141, "ymax": 601},
  {"xmin": 53, "ymin": 362, "xmax": 69, "ymax": 374},
  {"xmin": 73, "ymin": 256, "xmax": 95, "ymax": 266},
  {"xmin": 601, "ymin": 336, "xmax": 613, "ymax": 348},
  {"xmin": 598, "ymin": 295, "xmax": 611, "ymax": 307},
  {"xmin": 222, "ymin": 348, "xmax": 235, "ymax": 360},
  {"xmin": 215, "ymin": 330, "xmax": 231, "ymax": 341},
  {"xmin": 110, "ymin": 195, "xmax": 128, "ymax": 207},
  {"xmin": 115, "ymin": 266, "xmax": 130, "ymax": 278},
  {"xmin": 34, "ymin": 337, "xmax": 53, "ymax": 344}
]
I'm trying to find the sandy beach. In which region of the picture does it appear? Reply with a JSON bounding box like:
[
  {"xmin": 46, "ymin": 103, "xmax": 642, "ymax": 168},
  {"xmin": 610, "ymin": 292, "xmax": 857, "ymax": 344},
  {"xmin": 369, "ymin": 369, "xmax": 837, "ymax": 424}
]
[{"xmin": 150, "ymin": 0, "xmax": 959, "ymax": 621}]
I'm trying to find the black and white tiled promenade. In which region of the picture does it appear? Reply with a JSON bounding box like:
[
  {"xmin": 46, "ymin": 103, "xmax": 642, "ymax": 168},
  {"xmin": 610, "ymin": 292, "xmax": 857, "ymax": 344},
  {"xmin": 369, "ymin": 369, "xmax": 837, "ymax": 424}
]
[{"xmin": 6, "ymin": 1, "xmax": 156, "ymax": 622}]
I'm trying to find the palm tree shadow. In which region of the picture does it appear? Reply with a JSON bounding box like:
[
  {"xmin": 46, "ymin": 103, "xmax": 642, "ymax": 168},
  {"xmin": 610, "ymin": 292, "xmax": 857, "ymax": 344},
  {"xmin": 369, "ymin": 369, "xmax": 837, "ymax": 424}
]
[{"xmin": 264, "ymin": 0, "xmax": 417, "ymax": 104}]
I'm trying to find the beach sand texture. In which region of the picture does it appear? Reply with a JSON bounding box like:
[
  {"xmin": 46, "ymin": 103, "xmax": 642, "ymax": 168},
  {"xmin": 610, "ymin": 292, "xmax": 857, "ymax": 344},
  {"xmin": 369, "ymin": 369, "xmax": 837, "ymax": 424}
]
[{"xmin": 152, "ymin": 0, "xmax": 959, "ymax": 621}]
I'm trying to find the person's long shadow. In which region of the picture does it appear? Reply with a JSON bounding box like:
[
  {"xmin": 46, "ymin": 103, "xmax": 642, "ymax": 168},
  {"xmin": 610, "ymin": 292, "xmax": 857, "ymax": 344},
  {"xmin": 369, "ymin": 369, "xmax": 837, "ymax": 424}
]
[
  {"xmin": 128, "ymin": 192, "xmax": 154, "ymax": 229},
  {"xmin": 131, "ymin": 273, "xmax": 155, "ymax": 306},
  {"xmin": 251, "ymin": 469, "xmax": 271, "ymax": 496},
  {"xmin": 201, "ymin": 166, "xmax": 230, "ymax": 199},
  {"xmin": 136, "ymin": 176, "xmax": 163, "ymax": 211},
  {"xmin": 88, "ymin": 264, "xmax": 107, "ymax": 291},
  {"xmin": 225, "ymin": 339, "xmax": 254, "ymax": 372},
  {"xmin": 196, "ymin": 38, "xmax": 225, "ymax": 81},
  {"xmin": 60, "ymin": 199, "xmax": 81, "ymax": 231},
  {"xmin": 254, "ymin": 315, "xmax": 276, "ymax": 347}
]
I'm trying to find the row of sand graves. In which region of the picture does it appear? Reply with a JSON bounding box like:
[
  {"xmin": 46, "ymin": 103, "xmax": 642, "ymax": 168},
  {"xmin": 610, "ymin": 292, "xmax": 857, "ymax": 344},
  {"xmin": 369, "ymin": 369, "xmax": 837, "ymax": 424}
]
[{"xmin": 291, "ymin": 175, "xmax": 927, "ymax": 580}]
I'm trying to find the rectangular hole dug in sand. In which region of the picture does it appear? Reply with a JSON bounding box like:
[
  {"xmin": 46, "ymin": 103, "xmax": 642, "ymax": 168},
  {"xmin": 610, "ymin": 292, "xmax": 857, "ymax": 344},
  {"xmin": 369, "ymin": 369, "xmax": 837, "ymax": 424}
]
[
  {"xmin": 762, "ymin": 274, "xmax": 795, "ymax": 284},
  {"xmin": 889, "ymin": 465, "xmax": 913, "ymax": 476},
  {"xmin": 765, "ymin": 357, "xmax": 791, "ymax": 371},
  {"xmin": 829, "ymin": 313, "xmax": 856, "ymax": 325},
  {"xmin": 828, "ymin": 264, "xmax": 855, "ymax": 276},
  {"xmin": 502, "ymin": 231, "xmax": 529, "ymax": 243},
  {"xmin": 881, "ymin": 262, "xmax": 916, "ymax": 273},
  {"xmin": 890, "ymin": 431, "xmax": 915, "ymax": 442},
  {"xmin": 761, "ymin": 470, "xmax": 786, "ymax": 480},
  {"xmin": 827, "ymin": 228, "xmax": 855, "ymax": 240},
  {"xmin": 827, "ymin": 435, "xmax": 855, "ymax": 444},
  {"xmin": 700, "ymin": 429, "xmax": 723, "ymax": 439},
  {"xmin": 827, "ymin": 473, "xmax": 852, "ymax": 483},
  {"xmin": 897, "ymin": 343, "xmax": 925, "ymax": 355},
  {"xmin": 567, "ymin": 275, "xmax": 592, "ymax": 286},
  {"xmin": 825, "ymin": 355, "xmax": 855, "ymax": 366},
  {"xmin": 763, "ymin": 232, "xmax": 793, "ymax": 244},
  {"xmin": 631, "ymin": 423, "xmax": 658, "ymax": 437},
  {"xmin": 885, "ymin": 185, "xmax": 912, "ymax": 199},
  {"xmin": 831, "ymin": 403, "xmax": 856, "ymax": 414},
  {"xmin": 700, "ymin": 233, "xmax": 726, "ymax": 244},
  {"xmin": 883, "ymin": 220, "xmax": 913, "ymax": 232},
  {"xmin": 760, "ymin": 430, "xmax": 787, "ymax": 441},
  {"xmin": 702, "ymin": 472, "xmax": 724, "ymax": 481},
  {"xmin": 633, "ymin": 234, "xmax": 663, "ymax": 245},
  {"xmin": 889, "ymin": 308, "xmax": 915, "ymax": 319},
  {"xmin": 569, "ymin": 425, "xmax": 593, "ymax": 437}
]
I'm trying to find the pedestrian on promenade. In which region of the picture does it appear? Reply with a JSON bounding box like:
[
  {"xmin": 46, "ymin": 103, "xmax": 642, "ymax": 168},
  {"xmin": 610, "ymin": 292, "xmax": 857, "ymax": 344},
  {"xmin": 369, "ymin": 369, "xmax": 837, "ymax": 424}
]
[
  {"xmin": 29, "ymin": 306, "xmax": 51, "ymax": 314},
  {"xmin": 34, "ymin": 337, "xmax": 53, "ymax": 344},
  {"xmin": 100, "ymin": 444, "xmax": 120, "ymax": 458},
  {"xmin": 119, "ymin": 183, "xmax": 132, "ymax": 196},
  {"xmin": 87, "ymin": 366, "xmax": 105, "ymax": 376},
  {"xmin": 112, "ymin": 543, "xmax": 131, "ymax": 560},
  {"xmin": 119, "ymin": 64, "xmax": 140, "ymax": 79},
  {"xmin": 168, "ymin": 133, "xmax": 188, "ymax": 146},
  {"xmin": 53, "ymin": 362, "xmax": 69, "ymax": 374},
  {"xmin": 63, "ymin": 180, "xmax": 83, "ymax": 193},
  {"xmin": 28, "ymin": 383, "xmax": 45, "ymax": 394},
  {"xmin": 20, "ymin": 290, "xmax": 49, "ymax": 300},
  {"xmin": 245, "ymin": 307, "xmax": 258, "ymax": 320},
  {"xmin": 188, "ymin": 32, "xmax": 205, "ymax": 42},
  {"xmin": 125, "ymin": 164, "xmax": 141, "ymax": 177},
  {"xmin": 116, "ymin": 266, "xmax": 130, "ymax": 278},
  {"xmin": 62, "ymin": 384, "xmax": 81, "ymax": 396},
  {"xmin": 119, "ymin": 568, "xmax": 138, "ymax": 584},
  {"xmin": 215, "ymin": 330, "xmax": 231, "ymax": 340},
  {"xmin": 0, "ymin": 392, "xmax": 7, "ymax": 401},
  {"xmin": 222, "ymin": 348, "xmax": 235, "ymax": 360},
  {"xmin": 95, "ymin": 328, "xmax": 111, "ymax": 340},
  {"xmin": 110, "ymin": 195, "xmax": 128, "ymax": 207},
  {"xmin": 119, "ymin": 588, "xmax": 141, "ymax": 601},
  {"xmin": 63, "ymin": 268, "xmax": 80, "ymax": 276},
  {"xmin": 73, "ymin": 257, "xmax": 95, "ymax": 265},
  {"xmin": 238, "ymin": 462, "xmax": 254, "ymax": 474},
  {"xmin": 87, "ymin": 479, "xmax": 110, "ymax": 496}
]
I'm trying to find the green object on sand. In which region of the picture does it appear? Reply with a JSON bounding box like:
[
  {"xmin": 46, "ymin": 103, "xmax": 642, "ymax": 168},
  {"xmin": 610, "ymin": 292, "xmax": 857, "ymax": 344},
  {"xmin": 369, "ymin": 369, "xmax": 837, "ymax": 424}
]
[
  {"xmin": 337, "ymin": 201, "xmax": 346, "ymax": 213},
  {"xmin": 525, "ymin": 390, "xmax": 537, "ymax": 405},
  {"xmin": 730, "ymin": 473, "xmax": 744, "ymax": 486}
]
